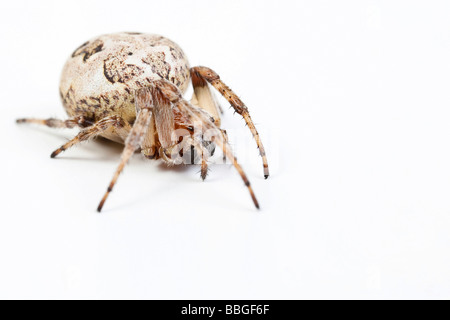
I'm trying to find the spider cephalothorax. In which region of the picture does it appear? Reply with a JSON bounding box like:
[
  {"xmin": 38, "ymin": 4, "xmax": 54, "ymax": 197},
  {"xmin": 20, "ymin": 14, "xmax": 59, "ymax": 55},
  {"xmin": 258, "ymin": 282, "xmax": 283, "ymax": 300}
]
[{"xmin": 17, "ymin": 32, "xmax": 269, "ymax": 211}]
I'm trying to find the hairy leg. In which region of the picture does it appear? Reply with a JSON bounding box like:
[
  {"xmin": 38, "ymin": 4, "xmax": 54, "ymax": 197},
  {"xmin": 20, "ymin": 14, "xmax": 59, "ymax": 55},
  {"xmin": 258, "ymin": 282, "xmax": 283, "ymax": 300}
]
[
  {"xmin": 191, "ymin": 66, "xmax": 269, "ymax": 179},
  {"xmin": 137, "ymin": 79, "xmax": 261, "ymax": 209},
  {"xmin": 16, "ymin": 115, "xmax": 93, "ymax": 129},
  {"xmin": 188, "ymin": 137, "xmax": 209, "ymax": 180},
  {"xmin": 220, "ymin": 129, "xmax": 228, "ymax": 162},
  {"xmin": 97, "ymin": 88, "xmax": 154, "ymax": 212},
  {"xmin": 140, "ymin": 115, "xmax": 159, "ymax": 159},
  {"xmin": 215, "ymin": 135, "xmax": 260, "ymax": 209},
  {"xmin": 190, "ymin": 72, "xmax": 222, "ymax": 125},
  {"xmin": 175, "ymin": 98, "xmax": 260, "ymax": 209},
  {"xmin": 50, "ymin": 116, "xmax": 130, "ymax": 158}
]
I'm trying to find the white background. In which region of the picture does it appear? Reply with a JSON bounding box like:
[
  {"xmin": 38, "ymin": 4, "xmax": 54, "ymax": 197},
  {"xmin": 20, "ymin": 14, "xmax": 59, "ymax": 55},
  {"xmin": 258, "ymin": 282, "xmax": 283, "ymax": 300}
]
[{"xmin": 1, "ymin": 0, "xmax": 450, "ymax": 299}]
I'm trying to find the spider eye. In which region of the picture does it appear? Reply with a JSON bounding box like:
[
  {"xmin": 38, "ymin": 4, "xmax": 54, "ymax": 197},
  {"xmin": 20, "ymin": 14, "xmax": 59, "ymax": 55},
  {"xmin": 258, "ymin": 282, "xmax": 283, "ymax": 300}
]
[{"xmin": 187, "ymin": 126, "xmax": 194, "ymax": 131}]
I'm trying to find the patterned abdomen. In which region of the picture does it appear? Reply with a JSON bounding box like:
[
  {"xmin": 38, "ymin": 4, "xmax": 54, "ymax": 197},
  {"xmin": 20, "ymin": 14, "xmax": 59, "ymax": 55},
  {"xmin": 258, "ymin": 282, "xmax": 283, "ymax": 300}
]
[{"xmin": 59, "ymin": 32, "xmax": 191, "ymax": 124}]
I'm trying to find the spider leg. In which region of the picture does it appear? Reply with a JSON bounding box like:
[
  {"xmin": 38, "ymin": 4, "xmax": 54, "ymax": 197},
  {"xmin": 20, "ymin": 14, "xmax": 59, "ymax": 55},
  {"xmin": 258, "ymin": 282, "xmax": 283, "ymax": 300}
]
[
  {"xmin": 188, "ymin": 136, "xmax": 209, "ymax": 180},
  {"xmin": 208, "ymin": 129, "xmax": 229, "ymax": 162},
  {"xmin": 190, "ymin": 72, "xmax": 222, "ymax": 125},
  {"xmin": 155, "ymin": 80, "xmax": 209, "ymax": 178},
  {"xmin": 191, "ymin": 66, "xmax": 269, "ymax": 179},
  {"xmin": 50, "ymin": 116, "xmax": 130, "ymax": 158},
  {"xmin": 97, "ymin": 88, "xmax": 154, "ymax": 212},
  {"xmin": 140, "ymin": 113, "xmax": 159, "ymax": 159},
  {"xmin": 175, "ymin": 99, "xmax": 260, "ymax": 209},
  {"xmin": 215, "ymin": 133, "xmax": 260, "ymax": 209},
  {"xmin": 16, "ymin": 116, "xmax": 93, "ymax": 129},
  {"xmin": 146, "ymin": 78, "xmax": 260, "ymax": 209},
  {"xmin": 220, "ymin": 129, "xmax": 228, "ymax": 162}
]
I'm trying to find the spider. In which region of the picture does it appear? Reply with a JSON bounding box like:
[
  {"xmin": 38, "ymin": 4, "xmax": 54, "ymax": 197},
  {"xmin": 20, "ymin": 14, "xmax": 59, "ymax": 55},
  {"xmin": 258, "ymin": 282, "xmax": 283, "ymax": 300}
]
[{"xmin": 17, "ymin": 32, "xmax": 269, "ymax": 212}]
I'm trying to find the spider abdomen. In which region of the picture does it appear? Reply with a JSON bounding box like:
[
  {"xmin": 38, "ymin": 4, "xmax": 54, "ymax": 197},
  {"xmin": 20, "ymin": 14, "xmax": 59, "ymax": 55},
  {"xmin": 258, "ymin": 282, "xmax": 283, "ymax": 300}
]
[{"xmin": 59, "ymin": 32, "xmax": 191, "ymax": 125}]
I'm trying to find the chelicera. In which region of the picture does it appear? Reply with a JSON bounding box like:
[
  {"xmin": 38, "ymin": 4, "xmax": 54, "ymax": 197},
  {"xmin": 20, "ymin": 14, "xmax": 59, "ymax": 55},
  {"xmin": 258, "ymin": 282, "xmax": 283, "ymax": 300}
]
[{"xmin": 17, "ymin": 32, "xmax": 269, "ymax": 211}]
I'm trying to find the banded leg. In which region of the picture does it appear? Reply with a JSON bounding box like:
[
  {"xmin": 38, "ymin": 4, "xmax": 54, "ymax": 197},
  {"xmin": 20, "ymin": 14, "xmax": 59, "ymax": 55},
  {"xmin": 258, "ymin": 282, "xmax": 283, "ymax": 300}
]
[
  {"xmin": 174, "ymin": 135, "xmax": 209, "ymax": 179},
  {"xmin": 209, "ymin": 129, "xmax": 229, "ymax": 162},
  {"xmin": 50, "ymin": 116, "xmax": 130, "ymax": 158},
  {"xmin": 216, "ymin": 136, "xmax": 259, "ymax": 209},
  {"xmin": 191, "ymin": 66, "xmax": 270, "ymax": 179},
  {"xmin": 97, "ymin": 88, "xmax": 154, "ymax": 212},
  {"xmin": 220, "ymin": 129, "xmax": 228, "ymax": 162},
  {"xmin": 142, "ymin": 78, "xmax": 261, "ymax": 209},
  {"xmin": 175, "ymin": 98, "xmax": 260, "ymax": 209},
  {"xmin": 140, "ymin": 115, "xmax": 159, "ymax": 159},
  {"xmin": 188, "ymin": 137, "xmax": 209, "ymax": 180},
  {"xmin": 16, "ymin": 116, "xmax": 93, "ymax": 129},
  {"xmin": 190, "ymin": 72, "xmax": 222, "ymax": 125}
]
